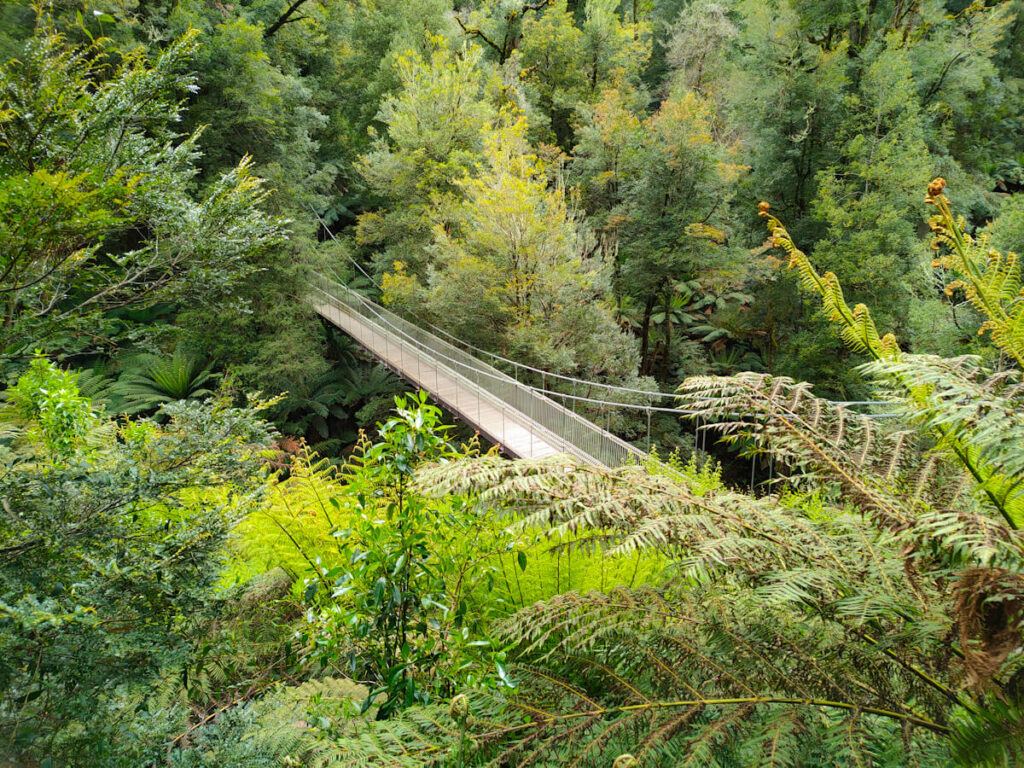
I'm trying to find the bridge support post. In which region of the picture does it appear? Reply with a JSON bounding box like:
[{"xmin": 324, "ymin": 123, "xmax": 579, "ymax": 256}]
[{"xmin": 647, "ymin": 405, "xmax": 652, "ymax": 453}]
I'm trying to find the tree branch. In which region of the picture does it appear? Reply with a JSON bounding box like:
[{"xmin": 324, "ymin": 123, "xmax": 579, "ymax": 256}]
[
  {"xmin": 454, "ymin": 16, "xmax": 505, "ymax": 60},
  {"xmin": 263, "ymin": 0, "xmax": 310, "ymax": 39}
]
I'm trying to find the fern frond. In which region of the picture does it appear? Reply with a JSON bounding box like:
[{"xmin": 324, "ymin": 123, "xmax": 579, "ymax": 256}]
[
  {"xmin": 761, "ymin": 194, "xmax": 1024, "ymax": 529},
  {"xmin": 310, "ymin": 704, "xmax": 458, "ymax": 767},
  {"xmin": 420, "ymin": 446, "xmax": 1024, "ymax": 763},
  {"xmin": 926, "ymin": 180, "xmax": 1024, "ymax": 368},
  {"xmin": 758, "ymin": 203, "xmax": 899, "ymax": 362},
  {"xmin": 949, "ymin": 697, "xmax": 1024, "ymax": 767},
  {"xmin": 864, "ymin": 355, "xmax": 1024, "ymax": 528},
  {"xmin": 462, "ymin": 591, "xmax": 954, "ymax": 766},
  {"xmin": 418, "ymin": 455, "xmax": 914, "ymax": 587},
  {"xmin": 675, "ymin": 372, "xmax": 933, "ymax": 532}
]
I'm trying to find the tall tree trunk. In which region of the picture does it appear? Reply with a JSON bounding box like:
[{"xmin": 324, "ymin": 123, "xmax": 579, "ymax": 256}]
[
  {"xmin": 639, "ymin": 294, "xmax": 655, "ymax": 376},
  {"xmin": 660, "ymin": 298, "xmax": 673, "ymax": 383}
]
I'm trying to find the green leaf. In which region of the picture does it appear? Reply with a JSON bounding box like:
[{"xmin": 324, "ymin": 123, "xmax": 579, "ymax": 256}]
[
  {"xmin": 496, "ymin": 662, "xmax": 516, "ymax": 689},
  {"xmin": 392, "ymin": 552, "xmax": 407, "ymax": 577},
  {"xmin": 303, "ymin": 580, "xmax": 319, "ymax": 602}
]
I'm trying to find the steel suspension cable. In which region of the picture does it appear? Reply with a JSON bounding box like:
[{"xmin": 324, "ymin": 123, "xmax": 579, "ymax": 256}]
[
  {"xmin": 310, "ymin": 209, "xmax": 898, "ymax": 413},
  {"xmin": 314, "ymin": 279, "xmax": 902, "ymax": 420}
]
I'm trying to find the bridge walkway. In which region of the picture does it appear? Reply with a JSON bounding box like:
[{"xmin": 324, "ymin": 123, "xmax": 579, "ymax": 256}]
[{"xmin": 311, "ymin": 279, "xmax": 645, "ymax": 466}]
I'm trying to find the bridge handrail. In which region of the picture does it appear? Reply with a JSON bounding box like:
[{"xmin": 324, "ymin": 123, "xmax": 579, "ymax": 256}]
[{"xmin": 311, "ymin": 276, "xmax": 646, "ymax": 467}]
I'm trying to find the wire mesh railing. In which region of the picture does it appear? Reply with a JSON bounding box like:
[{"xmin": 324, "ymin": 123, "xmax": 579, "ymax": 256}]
[{"xmin": 310, "ymin": 276, "xmax": 646, "ymax": 467}]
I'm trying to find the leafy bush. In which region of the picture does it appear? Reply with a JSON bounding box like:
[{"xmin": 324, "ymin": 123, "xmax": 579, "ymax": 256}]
[
  {"xmin": 295, "ymin": 392, "xmax": 512, "ymax": 716},
  {"xmin": 228, "ymin": 392, "xmax": 670, "ymax": 725},
  {"xmin": 7, "ymin": 352, "xmax": 98, "ymax": 456},
  {"xmin": 0, "ymin": 21, "xmax": 282, "ymax": 364},
  {"xmin": 0, "ymin": 357, "xmax": 275, "ymax": 764}
]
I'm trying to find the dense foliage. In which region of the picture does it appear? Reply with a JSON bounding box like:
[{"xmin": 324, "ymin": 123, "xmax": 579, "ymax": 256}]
[
  {"xmin": 414, "ymin": 179, "xmax": 1024, "ymax": 765},
  {"xmin": 4, "ymin": 0, "xmax": 1024, "ymax": 765},
  {"xmin": 0, "ymin": 24, "xmax": 282, "ymax": 364},
  {"xmin": 0, "ymin": 357, "xmax": 276, "ymax": 761}
]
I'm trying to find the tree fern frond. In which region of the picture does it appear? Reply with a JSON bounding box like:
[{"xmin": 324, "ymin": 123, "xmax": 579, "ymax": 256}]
[
  {"xmin": 925, "ymin": 180, "xmax": 1024, "ymax": 368},
  {"xmin": 314, "ymin": 705, "xmax": 457, "ymax": 768},
  {"xmin": 418, "ymin": 455, "xmax": 918, "ymax": 594},
  {"xmin": 420, "ymin": 446, "xmax": 1024, "ymax": 762},
  {"xmin": 759, "ymin": 202, "xmax": 899, "ymax": 363},
  {"xmin": 112, "ymin": 349, "xmax": 219, "ymax": 416},
  {"xmin": 761, "ymin": 188, "xmax": 1024, "ymax": 529},
  {"xmin": 674, "ymin": 372, "xmax": 933, "ymax": 532},
  {"xmin": 864, "ymin": 355, "xmax": 1024, "ymax": 527},
  {"xmin": 170, "ymin": 677, "xmax": 460, "ymax": 768},
  {"xmin": 949, "ymin": 697, "xmax": 1024, "ymax": 767}
]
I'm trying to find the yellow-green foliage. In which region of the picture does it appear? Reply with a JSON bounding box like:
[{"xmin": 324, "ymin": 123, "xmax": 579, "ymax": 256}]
[
  {"xmin": 441, "ymin": 452, "xmax": 724, "ymax": 607},
  {"xmin": 482, "ymin": 451, "xmax": 719, "ymax": 606},
  {"xmin": 226, "ymin": 449, "xmax": 344, "ymax": 583},
  {"xmin": 647, "ymin": 448, "xmax": 724, "ymax": 494},
  {"xmin": 495, "ymin": 530, "xmax": 666, "ymax": 609},
  {"xmin": 226, "ymin": 446, "xmax": 681, "ymax": 603}
]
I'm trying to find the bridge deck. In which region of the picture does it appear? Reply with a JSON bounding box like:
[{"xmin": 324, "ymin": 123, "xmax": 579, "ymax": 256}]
[
  {"xmin": 315, "ymin": 299, "xmax": 572, "ymax": 460},
  {"xmin": 311, "ymin": 280, "xmax": 646, "ymax": 467}
]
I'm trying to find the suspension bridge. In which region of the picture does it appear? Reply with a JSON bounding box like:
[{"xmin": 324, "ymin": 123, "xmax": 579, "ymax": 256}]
[
  {"xmin": 310, "ymin": 276, "xmax": 899, "ymax": 469},
  {"xmin": 310, "ymin": 278, "xmax": 648, "ymax": 466}
]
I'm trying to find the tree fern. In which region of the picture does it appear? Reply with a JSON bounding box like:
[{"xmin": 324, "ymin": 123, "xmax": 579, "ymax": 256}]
[
  {"xmin": 863, "ymin": 355, "xmax": 1024, "ymax": 526},
  {"xmin": 168, "ymin": 677, "xmax": 369, "ymax": 768},
  {"xmin": 760, "ymin": 192, "xmax": 1024, "ymax": 529},
  {"xmin": 112, "ymin": 348, "xmax": 219, "ymax": 415},
  {"xmin": 420, "ymin": 448, "xmax": 1022, "ymax": 764}
]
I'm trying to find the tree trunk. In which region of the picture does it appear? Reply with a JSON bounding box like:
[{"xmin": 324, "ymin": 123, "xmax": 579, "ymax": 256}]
[
  {"xmin": 660, "ymin": 298, "xmax": 673, "ymax": 383},
  {"xmin": 639, "ymin": 294, "xmax": 655, "ymax": 376}
]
